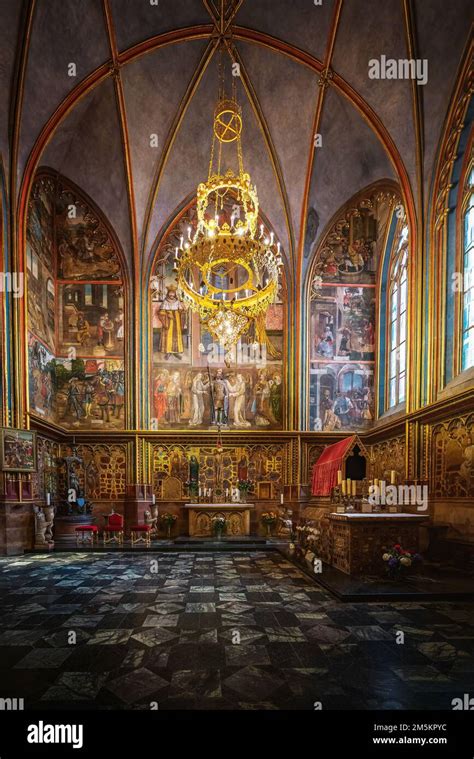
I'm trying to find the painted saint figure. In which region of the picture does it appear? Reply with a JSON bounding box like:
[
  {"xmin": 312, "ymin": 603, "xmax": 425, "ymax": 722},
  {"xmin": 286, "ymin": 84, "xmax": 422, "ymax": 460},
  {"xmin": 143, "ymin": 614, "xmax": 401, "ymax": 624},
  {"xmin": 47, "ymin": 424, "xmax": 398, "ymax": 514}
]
[
  {"xmin": 189, "ymin": 372, "xmax": 208, "ymax": 426},
  {"xmin": 156, "ymin": 285, "xmax": 187, "ymax": 359}
]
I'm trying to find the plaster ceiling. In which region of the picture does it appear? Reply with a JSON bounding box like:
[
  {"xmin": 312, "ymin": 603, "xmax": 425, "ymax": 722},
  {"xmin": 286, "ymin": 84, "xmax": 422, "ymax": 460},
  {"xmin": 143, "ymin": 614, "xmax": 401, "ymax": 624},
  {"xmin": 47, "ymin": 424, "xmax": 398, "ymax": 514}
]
[{"xmin": 1, "ymin": 0, "xmax": 472, "ymax": 279}]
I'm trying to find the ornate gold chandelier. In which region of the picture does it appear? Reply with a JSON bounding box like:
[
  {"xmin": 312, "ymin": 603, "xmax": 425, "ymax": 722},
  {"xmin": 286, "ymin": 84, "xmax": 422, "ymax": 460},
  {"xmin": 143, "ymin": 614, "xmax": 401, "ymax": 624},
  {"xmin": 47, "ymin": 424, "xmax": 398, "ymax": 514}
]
[{"xmin": 175, "ymin": 68, "xmax": 283, "ymax": 354}]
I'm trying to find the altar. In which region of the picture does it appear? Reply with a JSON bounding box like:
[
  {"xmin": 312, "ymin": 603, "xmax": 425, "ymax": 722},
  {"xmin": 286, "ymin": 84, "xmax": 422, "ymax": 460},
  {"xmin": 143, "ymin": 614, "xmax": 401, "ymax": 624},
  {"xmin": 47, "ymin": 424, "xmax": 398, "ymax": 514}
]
[
  {"xmin": 325, "ymin": 512, "xmax": 428, "ymax": 575},
  {"xmin": 185, "ymin": 503, "xmax": 254, "ymax": 537}
]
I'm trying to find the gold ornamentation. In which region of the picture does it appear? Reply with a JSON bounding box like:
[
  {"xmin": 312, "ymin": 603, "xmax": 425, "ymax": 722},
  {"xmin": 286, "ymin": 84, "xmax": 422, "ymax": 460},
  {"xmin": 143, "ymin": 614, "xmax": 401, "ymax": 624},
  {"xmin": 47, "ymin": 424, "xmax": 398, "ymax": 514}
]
[{"xmin": 174, "ymin": 76, "xmax": 283, "ymax": 352}]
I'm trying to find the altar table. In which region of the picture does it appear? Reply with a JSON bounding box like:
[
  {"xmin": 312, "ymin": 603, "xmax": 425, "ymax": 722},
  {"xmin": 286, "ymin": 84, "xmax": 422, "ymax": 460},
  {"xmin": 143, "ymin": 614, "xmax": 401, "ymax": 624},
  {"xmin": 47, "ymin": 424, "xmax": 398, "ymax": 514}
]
[
  {"xmin": 325, "ymin": 512, "xmax": 428, "ymax": 575},
  {"xmin": 185, "ymin": 503, "xmax": 254, "ymax": 537}
]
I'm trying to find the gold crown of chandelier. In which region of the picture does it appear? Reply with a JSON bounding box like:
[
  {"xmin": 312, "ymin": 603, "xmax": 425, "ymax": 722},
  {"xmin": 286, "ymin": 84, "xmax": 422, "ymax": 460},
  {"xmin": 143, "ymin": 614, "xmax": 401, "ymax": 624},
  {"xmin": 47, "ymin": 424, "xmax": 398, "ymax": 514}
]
[{"xmin": 175, "ymin": 67, "xmax": 283, "ymax": 353}]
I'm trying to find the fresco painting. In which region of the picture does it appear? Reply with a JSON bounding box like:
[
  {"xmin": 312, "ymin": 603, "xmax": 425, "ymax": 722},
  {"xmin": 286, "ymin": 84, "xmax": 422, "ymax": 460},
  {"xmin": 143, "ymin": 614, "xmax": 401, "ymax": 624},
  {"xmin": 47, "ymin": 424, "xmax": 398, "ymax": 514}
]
[
  {"xmin": 26, "ymin": 173, "xmax": 125, "ymax": 430},
  {"xmin": 309, "ymin": 362, "xmax": 374, "ymax": 432},
  {"xmin": 26, "ymin": 177, "xmax": 56, "ymax": 350},
  {"xmin": 311, "ymin": 286, "xmax": 375, "ymax": 362},
  {"xmin": 58, "ymin": 283, "xmax": 124, "ymax": 358},
  {"xmin": 150, "ymin": 206, "xmax": 285, "ymax": 430}
]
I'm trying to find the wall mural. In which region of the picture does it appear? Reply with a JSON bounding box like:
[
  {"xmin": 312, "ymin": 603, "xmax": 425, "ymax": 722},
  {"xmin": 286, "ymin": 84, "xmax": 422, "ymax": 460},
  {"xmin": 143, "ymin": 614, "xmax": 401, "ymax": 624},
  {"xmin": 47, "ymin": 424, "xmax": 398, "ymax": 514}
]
[
  {"xmin": 150, "ymin": 204, "xmax": 285, "ymax": 430},
  {"xmin": 431, "ymin": 414, "xmax": 474, "ymax": 498},
  {"xmin": 26, "ymin": 176, "xmax": 56, "ymax": 350},
  {"xmin": 309, "ymin": 189, "xmax": 398, "ymax": 431},
  {"xmin": 26, "ymin": 171, "xmax": 125, "ymax": 430},
  {"xmin": 370, "ymin": 435, "xmax": 406, "ymax": 481}
]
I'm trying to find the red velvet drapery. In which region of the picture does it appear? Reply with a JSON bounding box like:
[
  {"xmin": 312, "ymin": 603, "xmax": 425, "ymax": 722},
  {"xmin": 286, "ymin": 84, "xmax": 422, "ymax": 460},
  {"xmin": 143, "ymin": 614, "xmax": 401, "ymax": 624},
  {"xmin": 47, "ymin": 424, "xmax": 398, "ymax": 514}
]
[{"xmin": 311, "ymin": 436, "xmax": 356, "ymax": 496}]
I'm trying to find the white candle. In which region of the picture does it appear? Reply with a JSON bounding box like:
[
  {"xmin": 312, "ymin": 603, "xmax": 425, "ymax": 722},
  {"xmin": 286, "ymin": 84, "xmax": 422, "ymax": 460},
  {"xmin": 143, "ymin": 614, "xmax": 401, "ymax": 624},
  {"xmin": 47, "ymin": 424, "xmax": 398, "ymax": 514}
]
[
  {"xmin": 46, "ymin": 492, "xmax": 51, "ymax": 505},
  {"xmin": 280, "ymin": 493, "xmax": 284, "ymax": 505},
  {"xmin": 152, "ymin": 494, "xmax": 156, "ymax": 505}
]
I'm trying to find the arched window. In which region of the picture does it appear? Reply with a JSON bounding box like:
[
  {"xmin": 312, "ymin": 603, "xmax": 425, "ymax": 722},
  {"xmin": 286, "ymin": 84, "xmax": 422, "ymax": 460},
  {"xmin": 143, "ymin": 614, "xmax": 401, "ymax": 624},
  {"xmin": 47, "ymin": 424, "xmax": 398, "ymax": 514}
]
[
  {"xmin": 461, "ymin": 163, "xmax": 474, "ymax": 370},
  {"xmin": 388, "ymin": 223, "xmax": 408, "ymax": 408}
]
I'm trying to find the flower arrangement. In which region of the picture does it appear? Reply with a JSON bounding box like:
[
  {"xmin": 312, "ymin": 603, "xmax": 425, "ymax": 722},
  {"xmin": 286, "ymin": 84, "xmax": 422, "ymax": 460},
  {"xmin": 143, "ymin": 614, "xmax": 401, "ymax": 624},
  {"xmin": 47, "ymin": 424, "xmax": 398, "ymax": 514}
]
[
  {"xmin": 212, "ymin": 515, "xmax": 226, "ymax": 538},
  {"xmin": 160, "ymin": 512, "xmax": 178, "ymax": 538},
  {"xmin": 261, "ymin": 511, "xmax": 278, "ymax": 537},
  {"xmin": 238, "ymin": 479, "xmax": 252, "ymax": 492},
  {"xmin": 383, "ymin": 543, "xmax": 422, "ymax": 578},
  {"xmin": 237, "ymin": 479, "xmax": 252, "ymax": 503}
]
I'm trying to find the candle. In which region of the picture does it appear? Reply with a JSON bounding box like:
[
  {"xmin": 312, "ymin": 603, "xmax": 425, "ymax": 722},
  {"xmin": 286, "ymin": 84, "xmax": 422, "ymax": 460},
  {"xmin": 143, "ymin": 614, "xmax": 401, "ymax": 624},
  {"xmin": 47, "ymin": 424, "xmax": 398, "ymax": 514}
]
[
  {"xmin": 341, "ymin": 480, "xmax": 347, "ymax": 496},
  {"xmin": 352, "ymin": 480, "xmax": 357, "ymax": 497},
  {"xmin": 152, "ymin": 494, "xmax": 156, "ymax": 505},
  {"xmin": 280, "ymin": 493, "xmax": 284, "ymax": 505},
  {"xmin": 390, "ymin": 470, "xmax": 396, "ymax": 485},
  {"xmin": 337, "ymin": 470, "xmax": 342, "ymax": 484},
  {"xmin": 46, "ymin": 492, "xmax": 51, "ymax": 506},
  {"xmin": 346, "ymin": 478, "xmax": 351, "ymax": 492},
  {"xmin": 374, "ymin": 478, "xmax": 379, "ymax": 488}
]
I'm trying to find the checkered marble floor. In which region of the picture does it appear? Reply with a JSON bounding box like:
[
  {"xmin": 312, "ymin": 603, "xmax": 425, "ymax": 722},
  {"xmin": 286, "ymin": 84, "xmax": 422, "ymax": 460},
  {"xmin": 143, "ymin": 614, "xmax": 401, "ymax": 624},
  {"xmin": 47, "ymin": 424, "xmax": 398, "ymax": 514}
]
[{"xmin": 0, "ymin": 551, "xmax": 473, "ymax": 710}]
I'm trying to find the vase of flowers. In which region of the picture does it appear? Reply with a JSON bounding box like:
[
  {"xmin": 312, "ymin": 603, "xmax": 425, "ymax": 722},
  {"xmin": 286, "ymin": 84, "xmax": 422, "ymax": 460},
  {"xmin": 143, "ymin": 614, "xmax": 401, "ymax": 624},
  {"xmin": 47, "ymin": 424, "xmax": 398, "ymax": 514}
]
[
  {"xmin": 382, "ymin": 543, "xmax": 422, "ymax": 579},
  {"xmin": 160, "ymin": 512, "xmax": 178, "ymax": 539},
  {"xmin": 261, "ymin": 511, "xmax": 278, "ymax": 537},
  {"xmin": 212, "ymin": 515, "xmax": 226, "ymax": 541},
  {"xmin": 237, "ymin": 479, "xmax": 252, "ymax": 503}
]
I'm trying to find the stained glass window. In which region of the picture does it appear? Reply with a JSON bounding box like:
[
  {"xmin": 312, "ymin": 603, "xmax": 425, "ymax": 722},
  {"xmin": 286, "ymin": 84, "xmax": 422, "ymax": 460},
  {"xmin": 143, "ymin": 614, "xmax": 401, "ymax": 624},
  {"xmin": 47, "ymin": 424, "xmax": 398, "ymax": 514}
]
[
  {"xmin": 388, "ymin": 224, "xmax": 408, "ymax": 408},
  {"xmin": 461, "ymin": 166, "xmax": 474, "ymax": 370}
]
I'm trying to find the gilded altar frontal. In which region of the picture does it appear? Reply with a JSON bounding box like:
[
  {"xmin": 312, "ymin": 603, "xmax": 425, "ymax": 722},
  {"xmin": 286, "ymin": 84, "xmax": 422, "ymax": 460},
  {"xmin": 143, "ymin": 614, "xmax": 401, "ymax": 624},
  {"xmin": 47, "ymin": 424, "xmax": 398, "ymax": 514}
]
[{"xmin": 0, "ymin": 0, "xmax": 473, "ymax": 743}]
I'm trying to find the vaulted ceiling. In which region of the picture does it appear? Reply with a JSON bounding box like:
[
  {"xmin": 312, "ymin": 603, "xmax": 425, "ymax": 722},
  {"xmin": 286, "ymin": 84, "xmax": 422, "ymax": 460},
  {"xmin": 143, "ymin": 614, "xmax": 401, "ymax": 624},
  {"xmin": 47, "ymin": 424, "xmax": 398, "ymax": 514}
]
[{"xmin": 0, "ymin": 0, "xmax": 472, "ymax": 281}]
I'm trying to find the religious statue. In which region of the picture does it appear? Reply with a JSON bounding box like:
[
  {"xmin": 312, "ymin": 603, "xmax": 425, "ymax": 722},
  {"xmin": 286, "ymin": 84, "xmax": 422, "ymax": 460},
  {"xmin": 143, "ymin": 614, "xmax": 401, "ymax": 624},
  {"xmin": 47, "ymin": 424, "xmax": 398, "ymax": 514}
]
[
  {"xmin": 212, "ymin": 368, "xmax": 229, "ymax": 426},
  {"xmin": 144, "ymin": 508, "xmax": 158, "ymax": 535},
  {"xmin": 33, "ymin": 504, "xmax": 55, "ymax": 549},
  {"xmin": 188, "ymin": 454, "xmax": 200, "ymax": 498},
  {"xmin": 156, "ymin": 285, "xmax": 187, "ymax": 359},
  {"xmin": 237, "ymin": 455, "xmax": 248, "ymax": 482},
  {"xmin": 214, "ymin": 444, "xmax": 224, "ymax": 497}
]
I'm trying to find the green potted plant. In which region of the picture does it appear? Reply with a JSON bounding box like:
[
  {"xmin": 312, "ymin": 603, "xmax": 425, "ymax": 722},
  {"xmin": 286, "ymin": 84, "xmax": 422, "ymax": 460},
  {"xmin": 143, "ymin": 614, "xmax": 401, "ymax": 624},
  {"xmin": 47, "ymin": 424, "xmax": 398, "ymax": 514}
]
[
  {"xmin": 160, "ymin": 512, "xmax": 178, "ymax": 539},
  {"xmin": 237, "ymin": 479, "xmax": 252, "ymax": 503}
]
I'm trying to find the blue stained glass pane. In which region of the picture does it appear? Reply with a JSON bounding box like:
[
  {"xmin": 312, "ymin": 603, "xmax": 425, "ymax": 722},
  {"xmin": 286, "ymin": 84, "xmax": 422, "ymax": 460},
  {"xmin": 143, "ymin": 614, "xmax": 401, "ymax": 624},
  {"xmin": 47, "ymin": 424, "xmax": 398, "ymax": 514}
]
[
  {"xmin": 399, "ymin": 343, "xmax": 406, "ymax": 373},
  {"xmin": 463, "ymin": 299, "xmax": 474, "ymax": 330},
  {"xmin": 400, "ymin": 311, "xmax": 407, "ymax": 340},
  {"xmin": 391, "ymin": 320, "xmax": 397, "ymax": 345},
  {"xmin": 462, "ymin": 328, "xmax": 474, "ymax": 370},
  {"xmin": 464, "ymin": 247, "xmax": 474, "ymax": 276},
  {"xmin": 391, "ymin": 289, "xmax": 398, "ymax": 317},
  {"xmin": 465, "ymin": 204, "xmax": 474, "ymax": 250},
  {"xmin": 400, "ymin": 281, "xmax": 407, "ymax": 313},
  {"xmin": 390, "ymin": 349, "xmax": 398, "ymax": 377},
  {"xmin": 389, "ymin": 379, "xmax": 396, "ymax": 407},
  {"xmin": 399, "ymin": 373, "xmax": 406, "ymax": 403}
]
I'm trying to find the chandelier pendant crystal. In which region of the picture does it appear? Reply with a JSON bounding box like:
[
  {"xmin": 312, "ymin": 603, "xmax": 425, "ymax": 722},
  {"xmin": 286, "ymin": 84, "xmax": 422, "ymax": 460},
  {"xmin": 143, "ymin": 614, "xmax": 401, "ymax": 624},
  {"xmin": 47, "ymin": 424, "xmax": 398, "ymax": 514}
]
[{"xmin": 175, "ymin": 61, "xmax": 283, "ymax": 356}]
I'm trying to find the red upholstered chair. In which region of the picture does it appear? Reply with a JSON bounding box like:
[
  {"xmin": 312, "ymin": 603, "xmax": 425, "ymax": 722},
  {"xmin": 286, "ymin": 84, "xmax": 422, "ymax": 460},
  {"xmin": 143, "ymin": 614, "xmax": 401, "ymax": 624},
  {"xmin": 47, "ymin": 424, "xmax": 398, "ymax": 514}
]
[
  {"xmin": 75, "ymin": 525, "xmax": 98, "ymax": 546},
  {"xmin": 103, "ymin": 512, "xmax": 124, "ymax": 546},
  {"xmin": 130, "ymin": 524, "xmax": 152, "ymax": 547}
]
